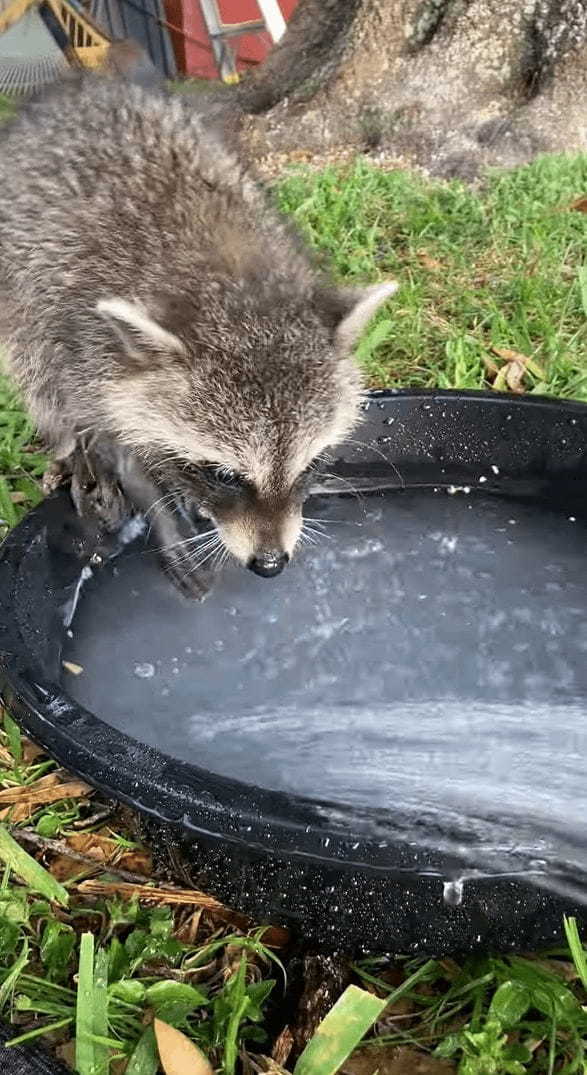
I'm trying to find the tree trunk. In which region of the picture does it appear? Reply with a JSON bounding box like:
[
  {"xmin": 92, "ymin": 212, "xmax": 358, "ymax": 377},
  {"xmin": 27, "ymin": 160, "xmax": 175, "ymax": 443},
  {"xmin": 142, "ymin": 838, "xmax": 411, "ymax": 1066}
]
[{"xmin": 237, "ymin": 0, "xmax": 587, "ymax": 178}]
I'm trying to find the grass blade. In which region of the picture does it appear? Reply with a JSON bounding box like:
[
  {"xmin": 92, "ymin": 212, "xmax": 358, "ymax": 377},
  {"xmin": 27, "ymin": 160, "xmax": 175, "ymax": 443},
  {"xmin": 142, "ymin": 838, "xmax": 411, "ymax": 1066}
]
[
  {"xmin": 76, "ymin": 933, "xmax": 95, "ymax": 1075},
  {"xmin": 578, "ymin": 266, "xmax": 587, "ymax": 320},
  {"xmin": 0, "ymin": 825, "xmax": 68, "ymax": 906},
  {"xmin": 126, "ymin": 1027, "xmax": 159, "ymax": 1075},
  {"xmin": 3, "ymin": 713, "xmax": 22, "ymax": 764},
  {"xmin": 224, "ymin": 954, "xmax": 249, "ymax": 1075},
  {"xmin": 0, "ymin": 476, "xmax": 18, "ymax": 530},
  {"xmin": 0, "ymin": 939, "xmax": 28, "ymax": 1011},
  {"xmin": 93, "ymin": 946, "xmax": 109, "ymax": 1075},
  {"xmin": 564, "ymin": 915, "xmax": 587, "ymax": 991},
  {"xmin": 6, "ymin": 1017, "xmax": 73, "ymax": 1047},
  {"xmin": 294, "ymin": 985, "xmax": 387, "ymax": 1075}
]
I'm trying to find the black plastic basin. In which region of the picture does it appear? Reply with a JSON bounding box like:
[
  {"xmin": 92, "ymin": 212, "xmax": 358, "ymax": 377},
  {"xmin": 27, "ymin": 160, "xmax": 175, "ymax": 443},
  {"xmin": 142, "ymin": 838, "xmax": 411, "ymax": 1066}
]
[{"xmin": 1, "ymin": 389, "xmax": 586, "ymax": 953}]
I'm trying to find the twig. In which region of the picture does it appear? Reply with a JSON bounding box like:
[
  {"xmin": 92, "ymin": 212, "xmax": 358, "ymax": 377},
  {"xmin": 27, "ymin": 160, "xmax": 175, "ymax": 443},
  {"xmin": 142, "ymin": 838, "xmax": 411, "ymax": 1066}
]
[
  {"xmin": 12, "ymin": 828, "xmax": 149, "ymax": 884},
  {"xmin": 76, "ymin": 880, "xmax": 289, "ymax": 946}
]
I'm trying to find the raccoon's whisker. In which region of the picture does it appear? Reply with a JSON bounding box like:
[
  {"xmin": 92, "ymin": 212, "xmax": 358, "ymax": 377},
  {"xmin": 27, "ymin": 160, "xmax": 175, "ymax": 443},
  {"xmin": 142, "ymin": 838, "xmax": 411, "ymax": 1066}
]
[
  {"xmin": 314, "ymin": 472, "xmax": 364, "ymax": 502},
  {"xmin": 344, "ymin": 438, "xmax": 405, "ymax": 487},
  {"xmin": 157, "ymin": 530, "xmax": 218, "ymax": 556},
  {"xmin": 303, "ymin": 523, "xmax": 331, "ymax": 541},
  {"xmin": 145, "ymin": 491, "xmax": 180, "ymax": 519},
  {"xmin": 190, "ymin": 540, "xmax": 223, "ymax": 573}
]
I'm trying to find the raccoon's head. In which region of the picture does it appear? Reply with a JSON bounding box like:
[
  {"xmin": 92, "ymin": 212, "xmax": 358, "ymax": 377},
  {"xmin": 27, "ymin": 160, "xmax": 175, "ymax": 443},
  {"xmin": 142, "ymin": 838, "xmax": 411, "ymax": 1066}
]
[{"xmin": 97, "ymin": 280, "xmax": 397, "ymax": 576}]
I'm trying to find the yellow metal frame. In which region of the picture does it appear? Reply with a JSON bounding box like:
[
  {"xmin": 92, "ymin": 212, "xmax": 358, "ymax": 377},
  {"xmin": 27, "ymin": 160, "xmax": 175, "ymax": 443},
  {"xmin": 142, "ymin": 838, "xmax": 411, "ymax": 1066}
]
[{"xmin": 0, "ymin": 0, "xmax": 112, "ymax": 68}]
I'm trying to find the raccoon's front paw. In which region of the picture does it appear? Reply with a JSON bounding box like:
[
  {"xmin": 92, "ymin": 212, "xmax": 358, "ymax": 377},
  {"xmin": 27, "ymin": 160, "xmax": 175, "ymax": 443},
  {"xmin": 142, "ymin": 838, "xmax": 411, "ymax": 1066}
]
[
  {"xmin": 42, "ymin": 459, "xmax": 71, "ymax": 496},
  {"xmin": 161, "ymin": 551, "xmax": 212, "ymax": 602},
  {"xmin": 70, "ymin": 450, "xmax": 128, "ymax": 533}
]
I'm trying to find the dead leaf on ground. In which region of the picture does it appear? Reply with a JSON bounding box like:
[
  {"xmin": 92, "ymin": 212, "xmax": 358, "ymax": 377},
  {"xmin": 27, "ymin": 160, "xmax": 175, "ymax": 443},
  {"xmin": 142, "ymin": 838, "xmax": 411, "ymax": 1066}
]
[
  {"xmin": 487, "ymin": 346, "xmax": 546, "ymax": 394},
  {"xmin": 271, "ymin": 1026, "xmax": 294, "ymax": 1066},
  {"xmin": 343, "ymin": 1045, "xmax": 456, "ymax": 1075},
  {"xmin": 65, "ymin": 832, "xmax": 151, "ymax": 875},
  {"xmin": 566, "ymin": 195, "xmax": 587, "ymax": 212},
  {"xmin": 154, "ymin": 1018, "xmax": 214, "ymax": 1075},
  {"xmin": 0, "ymin": 779, "xmax": 91, "ymax": 807},
  {"xmin": 22, "ymin": 740, "xmax": 46, "ymax": 764},
  {"xmin": 0, "ymin": 745, "xmax": 16, "ymax": 766},
  {"xmin": 0, "ymin": 803, "xmax": 36, "ymax": 824},
  {"xmin": 175, "ymin": 907, "xmax": 203, "ymax": 944},
  {"xmin": 417, "ymin": 250, "xmax": 443, "ymax": 271}
]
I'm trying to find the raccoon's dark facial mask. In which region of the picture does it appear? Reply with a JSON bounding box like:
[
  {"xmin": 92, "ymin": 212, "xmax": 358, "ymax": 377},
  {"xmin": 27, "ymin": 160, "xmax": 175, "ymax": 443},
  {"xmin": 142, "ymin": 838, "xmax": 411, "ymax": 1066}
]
[{"xmin": 96, "ymin": 281, "xmax": 398, "ymax": 572}]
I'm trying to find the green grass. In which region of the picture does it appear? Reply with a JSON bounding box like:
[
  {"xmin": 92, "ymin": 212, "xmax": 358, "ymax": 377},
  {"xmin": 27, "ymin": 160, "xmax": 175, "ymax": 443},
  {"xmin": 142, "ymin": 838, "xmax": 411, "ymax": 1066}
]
[
  {"xmin": 0, "ymin": 153, "xmax": 587, "ymax": 1071},
  {"xmin": 276, "ymin": 154, "xmax": 587, "ymax": 397}
]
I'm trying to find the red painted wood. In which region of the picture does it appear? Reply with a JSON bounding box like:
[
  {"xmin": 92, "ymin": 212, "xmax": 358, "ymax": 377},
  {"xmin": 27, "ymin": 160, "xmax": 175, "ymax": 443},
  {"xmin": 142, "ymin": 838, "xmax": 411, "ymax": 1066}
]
[{"xmin": 164, "ymin": 0, "xmax": 299, "ymax": 79}]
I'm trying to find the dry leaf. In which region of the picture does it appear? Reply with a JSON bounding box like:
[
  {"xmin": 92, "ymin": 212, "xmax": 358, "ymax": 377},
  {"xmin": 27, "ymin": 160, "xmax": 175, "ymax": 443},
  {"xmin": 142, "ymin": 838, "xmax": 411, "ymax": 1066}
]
[
  {"xmin": 0, "ymin": 803, "xmax": 35, "ymax": 823},
  {"xmin": 272, "ymin": 1026, "xmax": 294, "ymax": 1066},
  {"xmin": 505, "ymin": 359, "xmax": 527, "ymax": 394},
  {"xmin": 0, "ymin": 745, "xmax": 15, "ymax": 766},
  {"xmin": 492, "ymin": 346, "xmax": 531, "ymax": 364},
  {"xmin": 22, "ymin": 740, "xmax": 46, "ymax": 764},
  {"xmin": 483, "ymin": 355, "xmax": 500, "ymax": 377},
  {"xmin": 154, "ymin": 1018, "xmax": 214, "ymax": 1075},
  {"xmin": 343, "ymin": 1045, "xmax": 456, "ymax": 1075},
  {"xmin": 0, "ymin": 780, "xmax": 91, "ymax": 806},
  {"xmin": 66, "ymin": 832, "xmax": 151, "ymax": 875},
  {"xmin": 417, "ymin": 250, "xmax": 443, "ymax": 271},
  {"xmin": 567, "ymin": 195, "xmax": 587, "ymax": 212},
  {"xmin": 175, "ymin": 908, "xmax": 203, "ymax": 944}
]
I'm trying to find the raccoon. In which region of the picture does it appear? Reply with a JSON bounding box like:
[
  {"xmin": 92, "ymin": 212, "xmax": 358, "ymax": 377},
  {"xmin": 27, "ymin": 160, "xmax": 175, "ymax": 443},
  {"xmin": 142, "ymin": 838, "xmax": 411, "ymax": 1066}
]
[{"xmin": 0, "ymin": 76, "xmax": 397, "ymax": 596}]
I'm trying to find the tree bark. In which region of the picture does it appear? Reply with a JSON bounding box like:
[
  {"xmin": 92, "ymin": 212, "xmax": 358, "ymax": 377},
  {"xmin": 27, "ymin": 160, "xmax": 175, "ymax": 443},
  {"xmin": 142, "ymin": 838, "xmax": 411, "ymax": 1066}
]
[{"xmin": 237, "ymin": 0, "xmax": 587, "ymax": 178}]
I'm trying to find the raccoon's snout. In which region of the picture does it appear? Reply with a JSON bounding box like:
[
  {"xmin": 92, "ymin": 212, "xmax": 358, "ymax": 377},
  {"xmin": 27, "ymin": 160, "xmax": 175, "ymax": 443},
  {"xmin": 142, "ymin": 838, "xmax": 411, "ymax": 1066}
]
[{"xmin": 248, "ymin": 551, "xmax": 290, "ymax": 578}]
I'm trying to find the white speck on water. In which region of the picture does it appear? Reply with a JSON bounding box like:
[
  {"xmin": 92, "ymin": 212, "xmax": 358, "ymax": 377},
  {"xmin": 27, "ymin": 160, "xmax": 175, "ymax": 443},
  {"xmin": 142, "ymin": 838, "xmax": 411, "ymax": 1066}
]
[
  {"xmin": 443, "ymin": 879, "xmax": 464, "ymax": 907},
  {"xmin": 66, "ymin": 629, "xmax": 73, "ymax": 639},
  {"xmin": 214, "ymin": 640, "xmax": 225, "ymax": 651},
  {"xmin": 418, "ymin": 594, "xmax": 428, "ymax": 600},
  {"xmin": 172, "ymin": 667, "xmax": 179, "ymax": 674},
  {"xmin": 478, "ymin": 475, "xmax": 487, "ymax": 483},
  {"xmin": 569, "ymin": 516, "xmax": 577, "ymax": 523},
  {"xmin": 227, "ymin": 606, "xmax": 238, "ymax": 616},
  {"xmin": 384, "ymin": 417, "xmax": 395, "ymax": 425},
  {"xmin": 134, "ymin": 662, "xmax": 155, "ymax": 679},
  {"xmin": 491, "ymin": 464, "xmax": 500, "ymax": 475},
  {"xmin": 342, "ymin": 539, "xmax": 384, "ymax": 559},
  {"xmin": 172, "ymin": 656, "xmax": 178, "ymax": 663},
  {"xmin": 185, "ymin": 646, "xmax": 192, "ymax": 654},
  {"xmin": 509, "ymin": 519, "xmax": 517, "ymax": 525}
]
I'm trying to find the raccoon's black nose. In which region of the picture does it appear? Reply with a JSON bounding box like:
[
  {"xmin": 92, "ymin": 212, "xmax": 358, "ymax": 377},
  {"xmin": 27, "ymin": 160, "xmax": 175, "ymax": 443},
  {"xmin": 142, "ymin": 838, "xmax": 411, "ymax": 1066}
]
[{"xmin": 248, "ymin": 553, "xmax": 289, "ymax": 578}]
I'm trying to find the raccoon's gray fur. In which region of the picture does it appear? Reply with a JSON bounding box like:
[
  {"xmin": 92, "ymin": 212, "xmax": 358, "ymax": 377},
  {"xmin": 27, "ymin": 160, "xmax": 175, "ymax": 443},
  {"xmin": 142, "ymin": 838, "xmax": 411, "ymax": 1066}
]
[{"xmin": 0, "ymin": 76, "xmax": 396, "ymax": 595}]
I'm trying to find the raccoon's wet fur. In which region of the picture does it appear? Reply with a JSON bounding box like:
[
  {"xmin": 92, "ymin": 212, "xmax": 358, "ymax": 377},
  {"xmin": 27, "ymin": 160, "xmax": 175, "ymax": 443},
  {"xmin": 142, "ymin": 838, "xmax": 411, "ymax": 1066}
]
[{"xmin": 0, "ymin": 76, "xmax": 397, "ymax": 596}]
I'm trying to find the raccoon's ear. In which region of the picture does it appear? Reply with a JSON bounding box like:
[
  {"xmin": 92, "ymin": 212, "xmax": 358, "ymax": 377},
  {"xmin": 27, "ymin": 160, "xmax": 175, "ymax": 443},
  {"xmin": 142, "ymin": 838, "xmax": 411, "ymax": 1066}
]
[
  {"xmin": 96, "ymin": 298, "xmax": 186, "ymax": 364},
  {"xmin": 319, "ymin": 281, "xmax": 399, "ymax": 351}
]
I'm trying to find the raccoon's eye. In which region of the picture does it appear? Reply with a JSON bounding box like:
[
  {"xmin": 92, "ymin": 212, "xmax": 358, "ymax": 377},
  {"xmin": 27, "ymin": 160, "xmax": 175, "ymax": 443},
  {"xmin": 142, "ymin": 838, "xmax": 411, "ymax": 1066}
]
[
  {"xmin": 214, "ymin": 466, "xmax": 245, "ymax": 489},
  {"xmin": 198, "ymin": 464, "xmax": 245, "ymax": 490}
]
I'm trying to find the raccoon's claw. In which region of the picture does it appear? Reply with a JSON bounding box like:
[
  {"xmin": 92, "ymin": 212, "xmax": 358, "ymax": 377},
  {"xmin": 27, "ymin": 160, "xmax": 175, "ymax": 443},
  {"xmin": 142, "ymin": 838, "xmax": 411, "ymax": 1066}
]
[
  {"xmin": 161, "ymin": 552, "xmax": 212, "ymax": 602},
  {"xmin": 42, "ymin": 459, "xmax": 70, "ymax": 496},
  {"xmin": 70, "ymin": 447, "xmax": 129, "ymax": 533}
]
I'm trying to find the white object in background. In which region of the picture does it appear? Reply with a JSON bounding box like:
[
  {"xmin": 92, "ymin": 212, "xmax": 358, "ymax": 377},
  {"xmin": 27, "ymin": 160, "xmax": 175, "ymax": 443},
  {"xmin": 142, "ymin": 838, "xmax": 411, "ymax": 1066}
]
[{"xmin": 256, "ymin": 0, "xmax": 286, "ymax": 42}]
